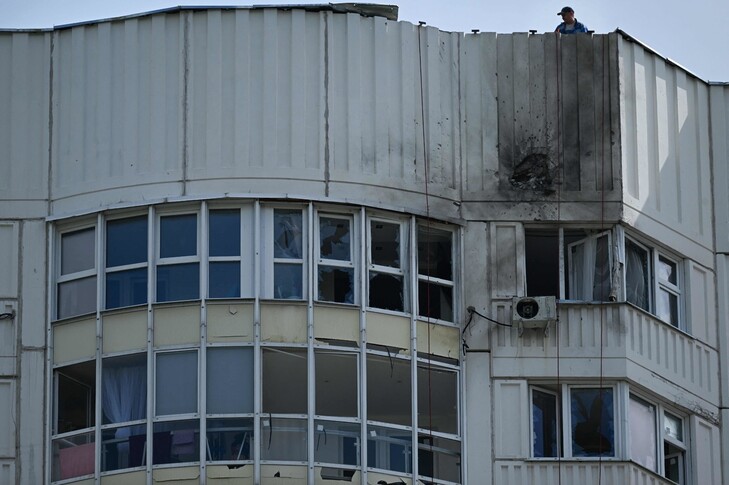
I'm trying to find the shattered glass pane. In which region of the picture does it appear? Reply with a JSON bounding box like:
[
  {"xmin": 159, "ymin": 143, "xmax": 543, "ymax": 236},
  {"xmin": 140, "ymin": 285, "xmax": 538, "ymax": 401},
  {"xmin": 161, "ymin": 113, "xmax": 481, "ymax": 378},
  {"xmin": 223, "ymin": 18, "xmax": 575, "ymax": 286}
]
[
  {"xmin": 369, "ymin": 272, "xmax": 403, "ymax": 312},
  {"xmin": 320, "ymin": 217, "xmax": 351, "ymax": 261},
  {"xmin": 274, "ymin": 210, "xmax": 303, "ymax": 259},
  {"xmin": 418, "ymin": 226, "xmax": 452, "ymax": 281},
  {"xmin": 318, "ymin": 266, "xmax": 354, "ymax": 303},
  {"xmin": 571, "ymin": 388, "xmax": 614, "ymax": 457},
  {"xmin": 418, "ymin": 281, "xmax": 453, "ymax": 321},
  {"xmin": 371, "ymin": 221, "xmax": 400, "ymax": 268}
]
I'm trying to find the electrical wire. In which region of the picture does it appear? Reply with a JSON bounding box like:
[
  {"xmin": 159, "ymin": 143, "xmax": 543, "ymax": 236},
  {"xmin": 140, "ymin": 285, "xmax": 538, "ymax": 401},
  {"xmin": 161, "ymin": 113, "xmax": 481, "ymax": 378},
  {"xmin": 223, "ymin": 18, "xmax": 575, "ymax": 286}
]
[{"xmin": 466, "ymin": 306, "xmax": 512, "ymax": 328}]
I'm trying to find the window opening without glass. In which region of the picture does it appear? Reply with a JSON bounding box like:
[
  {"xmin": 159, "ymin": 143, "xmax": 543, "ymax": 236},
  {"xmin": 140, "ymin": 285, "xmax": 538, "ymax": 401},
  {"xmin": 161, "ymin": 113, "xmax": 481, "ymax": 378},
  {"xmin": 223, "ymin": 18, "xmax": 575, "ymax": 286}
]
[
  {"xmin": 417, "ymin": 225, "xmax": 454, "ymax": 321},
  {"xmin": 368, "ymin": 220, "xmax": 406, "ymax": 312},
  {"xmin": 273, "ymin": 209, "xmax": 305, "ymax": 299}
]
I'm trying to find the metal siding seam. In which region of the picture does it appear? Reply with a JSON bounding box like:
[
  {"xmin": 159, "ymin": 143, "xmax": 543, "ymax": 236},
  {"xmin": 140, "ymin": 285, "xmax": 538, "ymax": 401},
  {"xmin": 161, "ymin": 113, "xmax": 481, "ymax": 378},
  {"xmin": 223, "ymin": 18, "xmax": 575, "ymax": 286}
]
[{"xmin": 324, "ymin": 13, "xmax": 330, "ymax": 196}]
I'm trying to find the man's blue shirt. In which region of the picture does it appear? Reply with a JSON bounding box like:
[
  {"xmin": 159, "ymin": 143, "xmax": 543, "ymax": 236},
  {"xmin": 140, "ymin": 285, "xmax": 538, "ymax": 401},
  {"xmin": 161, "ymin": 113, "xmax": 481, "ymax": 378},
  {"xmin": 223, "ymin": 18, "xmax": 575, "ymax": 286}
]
[{"xmin": 556, "ymin": 20, "xmax": 588, "ymax": 34}]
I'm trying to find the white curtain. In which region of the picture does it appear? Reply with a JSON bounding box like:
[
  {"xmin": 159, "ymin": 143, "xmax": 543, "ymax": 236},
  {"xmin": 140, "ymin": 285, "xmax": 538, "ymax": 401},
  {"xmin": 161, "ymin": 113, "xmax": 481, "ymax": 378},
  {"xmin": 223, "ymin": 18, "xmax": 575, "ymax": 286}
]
[
  {"xmin": 570, "ymin": 233, "xmax": 611, "ymax": 301},
  {"xmin": 625, "ymin": 242, "xmax": 649, "ymax": 311},
  {"xmin": 103, "ymin": 362, "xmax": 146, "ymax": 424}
]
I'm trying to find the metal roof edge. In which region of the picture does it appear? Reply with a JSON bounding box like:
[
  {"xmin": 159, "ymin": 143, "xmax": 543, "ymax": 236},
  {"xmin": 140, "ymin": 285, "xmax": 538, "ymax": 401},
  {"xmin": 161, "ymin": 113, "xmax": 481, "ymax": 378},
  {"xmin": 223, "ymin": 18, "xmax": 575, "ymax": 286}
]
[
  {"xmin": 615, "ymin": 28, "xmax": 710, "ymax": 84},
  {"xmin": 27, "ymin": 3, "xmax": 398, "ymax": 31}
]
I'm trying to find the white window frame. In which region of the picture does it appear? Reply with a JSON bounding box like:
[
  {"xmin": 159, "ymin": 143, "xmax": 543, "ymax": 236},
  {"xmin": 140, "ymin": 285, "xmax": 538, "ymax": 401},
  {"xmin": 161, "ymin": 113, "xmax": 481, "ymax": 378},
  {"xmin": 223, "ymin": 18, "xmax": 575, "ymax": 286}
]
[
  {"xmin": 261, "ymin": 205, "xmax": 308, "ymax": 300},
  {"xmin": 566, "ymin": 230, "xmax": 612, "ymax": 302},
  {"xmin": 153, "ymin": 349, "xmax": 200, "ymax": 420},
  {"xmin": 315, "ymin": 212, "xmax": 357, "ymax": 305},
  {"xmin": 623, "ymin": 233, "xmax": 685, "ymax": 330},
  {"xmin": 55, "ymin": 221, "xmax": 98, "ymax": 320},
  {"xmin": 103, "ymin": 212, "xmax": 149, "ymax": 310},
  {"xmin": 416, "ymin": 222, "xmax": 456, "ymax": 323},
  {"xmin": 367, "ymin": 216, "xmax": 409, "ymax": 314},
  {"xmin": 155, "ymin": 208, "xmax": 201, "ymax": 303},
  {"xmin": 628, "ymin": 391, "xmax": 689, "ymax": 484},
  {"xmin": 529, "ymin": 383, "xmax": 620, "ymax": 460},
  {"xmin": 206, "ymin": 204, "xmax": 254, "ymax": 299}
]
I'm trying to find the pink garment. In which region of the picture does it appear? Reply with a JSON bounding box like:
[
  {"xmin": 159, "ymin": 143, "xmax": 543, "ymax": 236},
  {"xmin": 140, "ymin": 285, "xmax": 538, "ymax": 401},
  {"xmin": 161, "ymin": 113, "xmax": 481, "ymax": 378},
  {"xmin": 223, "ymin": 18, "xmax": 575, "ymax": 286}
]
[{"xmin": 59, "ymin": 442, "xmax": 94, "ymax": 479}]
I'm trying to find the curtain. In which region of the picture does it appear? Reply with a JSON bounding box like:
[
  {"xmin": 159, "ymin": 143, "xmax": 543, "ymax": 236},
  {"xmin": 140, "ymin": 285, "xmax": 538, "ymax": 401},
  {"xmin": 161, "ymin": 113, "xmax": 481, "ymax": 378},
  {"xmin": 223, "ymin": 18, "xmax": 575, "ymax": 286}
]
[
  {"xmin": 625, "ymin": 241, "xmax": 649, "ymax": 311},
  {"xmin": 570, "ymin": 233, "xmax": 611, "ymax": 301},
  {"xmin": 103, "ymin": 362, "xmax": 146, "ymax": 424}
]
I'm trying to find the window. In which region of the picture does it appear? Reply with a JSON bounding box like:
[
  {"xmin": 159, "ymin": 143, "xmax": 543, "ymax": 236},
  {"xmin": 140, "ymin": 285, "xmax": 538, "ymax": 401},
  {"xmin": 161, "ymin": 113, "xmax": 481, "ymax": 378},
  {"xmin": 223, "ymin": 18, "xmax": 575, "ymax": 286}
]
[
  {"xmin": 317, "ymin": 215, "xmax": 355, "ymax": 304},
  {"xmin": 208, "ymin": 209, "xmax": 242, "ymax": 298},
  {"xmin": 524, "ymin": 227, "xmax": 612, "ymax": 301},
  {"xmin": 57, "ymin": 226, "xmax": 97, "ymax": 319},
  {"xmin": 417, "ymin": 225, "xmax": 454, "ymax": 321},
  {"xmin": 101, "ymin": 353, "xmax": 147, "ymax": 472},
  {"xmin": 52, "ymin": 360, "xmax": 96, "ymax": 481},
  {"xmin": 367, "ymin": 354, "xmax": 411, "ymax": 426},
  {"xmin": 316, "ymin": 350, "xmax": 358, "ymax": 417},
  {"xmin": 368, "ymin": 219, "xmax": 407, "ymax": 312},
  {"xmin": 207, "ymin": 347, "xmax": 254, "ymax": 414},
  {"xmin": 530, "ymin": 385, "xmax": 615, "ymax": 459},
  {"xmin": 629, "ymin": 394, "xmax": 687, "ymax": 484},
  {"xmin": 417, "ymin": 364, "xmax": 458, "ymax": 434},
  {"xmin": 273, "ymin": 209, "xmax": 305, "ymax": 299},
  {"xmin": 106, "ymin": 215, "xmax": 148, "ymax": 309},
  {"xmin": 262, "ymin": 347, "xmax": 307, "ymax": 414},
  {"xmin": 157, "ymin": 213, "xmax": 199, "ymax": 302},
  {"xmin": 155, "ymin": 351, "xmax": 198, "ymax": 416},
  {"xmin": 625, "ymin": 236, "xmax": 683, "ymax": 328}
]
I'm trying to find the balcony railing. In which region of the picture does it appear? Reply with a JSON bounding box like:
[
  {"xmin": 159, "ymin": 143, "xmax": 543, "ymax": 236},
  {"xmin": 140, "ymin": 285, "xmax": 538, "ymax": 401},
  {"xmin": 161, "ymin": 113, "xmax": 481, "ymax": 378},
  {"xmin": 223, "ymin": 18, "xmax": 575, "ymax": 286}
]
[{"xmin": 490, "ymin": 302, "xmax": 718, "ymax": 405}]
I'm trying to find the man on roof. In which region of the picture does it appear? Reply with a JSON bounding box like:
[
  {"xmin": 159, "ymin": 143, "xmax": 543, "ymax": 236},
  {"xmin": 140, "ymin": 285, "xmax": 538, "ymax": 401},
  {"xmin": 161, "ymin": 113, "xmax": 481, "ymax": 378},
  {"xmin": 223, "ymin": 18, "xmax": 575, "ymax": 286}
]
[{"xmin": 555, "ymin": 6, "xmax": 588, "ymax": 34}]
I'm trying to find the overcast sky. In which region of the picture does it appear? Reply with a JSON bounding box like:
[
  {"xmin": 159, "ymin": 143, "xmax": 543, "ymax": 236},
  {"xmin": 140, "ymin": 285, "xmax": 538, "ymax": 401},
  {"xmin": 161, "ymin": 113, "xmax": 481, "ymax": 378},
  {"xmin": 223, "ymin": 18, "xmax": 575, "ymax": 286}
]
[{"xmin": 1, "ymin": 0, "xmax": 727, "ymax": 81}]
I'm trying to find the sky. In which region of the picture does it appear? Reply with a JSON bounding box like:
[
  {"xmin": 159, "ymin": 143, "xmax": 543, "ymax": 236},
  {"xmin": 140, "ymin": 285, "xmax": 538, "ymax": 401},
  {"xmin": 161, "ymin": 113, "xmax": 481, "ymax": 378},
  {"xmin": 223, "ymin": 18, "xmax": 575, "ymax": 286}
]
[{"xmin": 0, "ymin": 0, "xmax": 727, "ymax": 82}]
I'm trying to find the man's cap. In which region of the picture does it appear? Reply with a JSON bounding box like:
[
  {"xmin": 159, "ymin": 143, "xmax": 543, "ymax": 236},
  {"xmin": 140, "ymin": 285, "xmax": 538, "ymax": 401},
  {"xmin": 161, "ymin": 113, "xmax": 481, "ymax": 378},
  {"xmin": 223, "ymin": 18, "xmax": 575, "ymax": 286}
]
[{"xmin": 558, "ymin": 6, "xmax": 574, "ymax": 15}]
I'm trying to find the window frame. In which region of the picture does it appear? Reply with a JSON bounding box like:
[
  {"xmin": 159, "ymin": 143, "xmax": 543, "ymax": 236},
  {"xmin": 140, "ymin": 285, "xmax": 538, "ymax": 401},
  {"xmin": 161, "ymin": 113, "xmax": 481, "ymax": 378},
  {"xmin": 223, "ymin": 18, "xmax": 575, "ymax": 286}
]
[
  {"xmin": 529, "ymin": 383, "xmax": 620, "ymax": 460},
  {"xmin": 315, "ymin": 212, "xmax": 357, "ymax": 305},
  {"xmin": 416, "ymin": 222, "xmax": 456, "ymax": 323},
  {"xmin": 628, "ymin": 391, "xmax": 689, "ymax": 484},
  {"xmin": 206, "ymin": 205, "xmax": 252, "ymax": 299},
  {"xmin": 367, "ymin": 216, "xmax": 409, "ymax": 314},
  {"xmin": 103, "ymin": 212, "xmax": 149, "ymax": 310},
  {"xmin": 153, "ymin": 349, "xmax": 200, "ymax": 420},
  {"xmin": 55, "ymin": 221, "xmax": 98, "ymax": 320},
  {"xmin": 155, "ymin": 208, "xmax": 201, "ymax": 303},
  {"xmin": 262, "ymin": 205, "xmax": 309, "ymax": 300},
  {"xmin": 623, "ymin": 233, "xmax": 685, "ymax": 330}
]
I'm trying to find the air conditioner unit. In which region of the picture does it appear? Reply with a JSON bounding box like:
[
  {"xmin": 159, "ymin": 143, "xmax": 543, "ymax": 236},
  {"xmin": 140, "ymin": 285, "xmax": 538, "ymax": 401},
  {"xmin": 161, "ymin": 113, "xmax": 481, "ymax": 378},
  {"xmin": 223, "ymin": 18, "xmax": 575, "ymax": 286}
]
[{"xmin": 512, "ymin": 296, "xmax": 557, "ymax": 332}]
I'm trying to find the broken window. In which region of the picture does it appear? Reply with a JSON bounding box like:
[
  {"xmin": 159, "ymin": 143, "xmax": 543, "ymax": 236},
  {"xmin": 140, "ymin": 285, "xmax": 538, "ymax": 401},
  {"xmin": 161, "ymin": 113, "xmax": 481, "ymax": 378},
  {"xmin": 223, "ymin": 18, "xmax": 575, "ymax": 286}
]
[
  {"xmin": 262, "ymin": 347, "xmax": 307, "ymax": 414},
  {"xmin": 530, "ymin": 384, "xmax": 615, "ymax": 459},
  {"xmin": 368, "ymin": 219, "xmax": 407, "ymax": 312},
  {"xmin": 106, "ymin": 215, "xmax": 148, "ymax": 309},
  {"xmin": 208, "ymin": 209, "xmax": 242, "ymax": 298},
  {"xmin": 417, "ymin": 225, "xmax": 454, "ymax": 321},
  {"xmin": 318, "ymin": 215, "xmax": 355, "ymax": 304},
  {"xmin": 157, "ymin": 213, "xmax": 199, "ymax": 302},
  {"xmin": 57, "ymin": 226, "xmax": 97, "ymax": 319},
  {"xmin": 570, "ymin": 387, "xmax": 614, "ymax": 457},
  {"xmin": 273, "ymin": 209, "xmax": 305, "ymax": 299},
  {"xmin": 663, "ymin": 412, "xmax": 686, "ymax": 484},
  {"xmin": 625, "ymin": 238, "xmax": 651, "ymax": 311},
  {"xmin": 525, "ymin": 229, "xmax": 560, "ymax": 298}
]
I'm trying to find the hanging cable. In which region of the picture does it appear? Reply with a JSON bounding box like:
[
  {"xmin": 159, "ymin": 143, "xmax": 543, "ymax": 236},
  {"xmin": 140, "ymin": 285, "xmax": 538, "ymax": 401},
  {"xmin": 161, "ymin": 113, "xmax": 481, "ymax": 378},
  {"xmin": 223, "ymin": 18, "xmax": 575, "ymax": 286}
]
[
  {"xmin": 417, "ymin": 18, "xmax": 435, "ymax": 464},
  {"xmin": 555, "ymin": 31, "xmax": 563, "ymax": 485}
]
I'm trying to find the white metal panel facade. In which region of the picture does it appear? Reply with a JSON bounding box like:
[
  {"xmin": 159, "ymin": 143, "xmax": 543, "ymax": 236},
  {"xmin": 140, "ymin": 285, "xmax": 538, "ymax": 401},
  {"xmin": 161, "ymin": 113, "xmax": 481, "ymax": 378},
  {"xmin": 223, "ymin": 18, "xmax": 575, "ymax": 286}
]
[
  {"xmin": 0, "ymin": 32, "xmax": 50, "ymax": 220},
  {"xmin": 619, "ymin": 36, "xmax": 713, "ymax": 260},
  {"xmin": 710, "ymin": 85, "xmax": 729, "ymax": 253}
]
